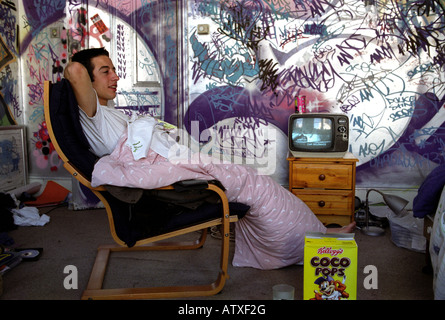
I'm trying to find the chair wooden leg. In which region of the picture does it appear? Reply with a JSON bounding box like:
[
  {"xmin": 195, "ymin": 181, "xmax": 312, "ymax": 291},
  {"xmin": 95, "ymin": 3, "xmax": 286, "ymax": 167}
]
[
  {"xmin": 81, "ymin": 228, "xmax": 230, "ymax": 300},
  {"xmin": 127, "ymin": 228, "xmax": 208, "ymax": 251},
  {"xmin": 81, "ymin": 185, "xmax": 235, "ymax": 300}
]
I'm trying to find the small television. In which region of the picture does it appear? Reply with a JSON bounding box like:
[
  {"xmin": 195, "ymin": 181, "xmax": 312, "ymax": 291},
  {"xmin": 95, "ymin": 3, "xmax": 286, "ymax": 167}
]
[{"xmin": 288, "ymin": 113, "xmax": 349, "ymax": 158}]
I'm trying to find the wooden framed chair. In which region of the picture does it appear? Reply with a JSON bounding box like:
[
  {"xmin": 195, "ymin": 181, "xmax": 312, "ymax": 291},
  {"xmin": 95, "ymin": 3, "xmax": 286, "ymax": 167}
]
[{"xmin": 43, "ymin": 80, "xmax": 248, "ymax": 300}]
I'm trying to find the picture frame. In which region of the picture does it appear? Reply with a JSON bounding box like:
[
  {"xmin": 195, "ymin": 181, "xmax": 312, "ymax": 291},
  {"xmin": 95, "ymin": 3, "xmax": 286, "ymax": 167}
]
[{"xmin": 0, "ymin": 125, "xmax": 27, "ymax": 192}]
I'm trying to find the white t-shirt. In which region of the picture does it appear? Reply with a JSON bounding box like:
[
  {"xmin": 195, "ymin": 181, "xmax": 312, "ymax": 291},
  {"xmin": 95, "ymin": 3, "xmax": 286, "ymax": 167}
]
[
  {"xmin": 78, "ymin": 90, "xmax": 183, "ymax": 160},
  {"xmin": 79, "ymin": 91, "xmax": 129, "ymax": 157}
]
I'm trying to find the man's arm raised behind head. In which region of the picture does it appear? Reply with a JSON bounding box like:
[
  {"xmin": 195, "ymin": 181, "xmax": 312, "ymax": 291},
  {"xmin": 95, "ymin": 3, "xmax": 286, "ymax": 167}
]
[{"xmin": 64, "ymin": 62, "xmax": 98, "ymax": 117}]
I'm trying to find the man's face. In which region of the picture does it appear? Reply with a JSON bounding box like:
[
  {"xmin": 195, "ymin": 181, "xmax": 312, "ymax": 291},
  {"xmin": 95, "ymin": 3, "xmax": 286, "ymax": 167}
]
[{"xmin": 91, "ymin": 55, "xmax": 119, "ymax": 105}]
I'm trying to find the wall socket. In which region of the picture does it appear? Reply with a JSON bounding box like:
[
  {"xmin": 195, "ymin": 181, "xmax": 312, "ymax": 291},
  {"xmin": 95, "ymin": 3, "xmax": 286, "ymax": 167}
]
[
  {"xmin": 50, "ymin": 27, "xmax": 60, "ymax": 38},
  {"xmin": 197, "ymin": 24, "xmax": 209, "ymax": 35}
]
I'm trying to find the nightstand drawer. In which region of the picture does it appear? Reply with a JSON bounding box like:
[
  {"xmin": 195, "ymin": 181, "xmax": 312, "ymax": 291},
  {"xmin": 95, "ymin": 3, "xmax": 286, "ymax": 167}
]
[
  {"xmin": 314, "ymin": 214, "xmax": 352, "ymax": 226},
  {"xmin": 291, "ymin": 189, "xmax": 353, "ymax": 215},
  {"xmin": 288, "ymin": 154, "xmax": 358, "ymax": 226},
  {"xmin": 290, "ymin": 163, "xmax": 353, "ymax": 189}
]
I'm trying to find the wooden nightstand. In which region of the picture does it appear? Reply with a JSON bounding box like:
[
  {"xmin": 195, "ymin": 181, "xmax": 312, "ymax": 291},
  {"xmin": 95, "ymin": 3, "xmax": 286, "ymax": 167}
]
[{"xmin": 288, "ymin": 153, "xmax": 358, "ymax": 226}]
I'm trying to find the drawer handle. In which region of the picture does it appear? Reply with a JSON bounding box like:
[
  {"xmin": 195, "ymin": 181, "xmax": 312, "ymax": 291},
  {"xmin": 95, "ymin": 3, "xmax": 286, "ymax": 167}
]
[
  {"xmin": 319, "ymin": 174, "xmax": 326, "ymax": 181},
  {"xmin": 318, "ymin": 201, "xmax": 325, "ymax": 207}
]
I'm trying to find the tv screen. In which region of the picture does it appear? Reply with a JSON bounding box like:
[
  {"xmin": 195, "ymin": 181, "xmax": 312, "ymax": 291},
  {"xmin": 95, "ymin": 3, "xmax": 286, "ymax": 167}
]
[{"xmin": 291, "ymin": 117, "xmax": 333, "ymax": 150}]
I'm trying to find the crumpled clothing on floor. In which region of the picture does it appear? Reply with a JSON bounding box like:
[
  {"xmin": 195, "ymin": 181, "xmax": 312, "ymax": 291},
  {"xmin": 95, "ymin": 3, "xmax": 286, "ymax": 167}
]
[{"xmin": 11, "ymin": 206, "xmax": 50, "ymax": 227}]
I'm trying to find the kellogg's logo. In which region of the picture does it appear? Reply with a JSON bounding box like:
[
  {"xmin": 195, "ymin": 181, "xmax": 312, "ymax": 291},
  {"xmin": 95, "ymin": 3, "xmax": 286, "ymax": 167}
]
[
  {"xmin": 310, "ymin": 247, "xmax": 351, "ymax": 277},
  {"xmin": 317, "ymin": 246, "xmax": 344, "ymax": 256}
]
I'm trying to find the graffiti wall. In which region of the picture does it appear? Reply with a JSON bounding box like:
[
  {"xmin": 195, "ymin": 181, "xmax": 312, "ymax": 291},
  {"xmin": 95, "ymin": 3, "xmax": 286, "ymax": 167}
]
[
  {"xmin": 0, "ymin": 0, "xmax": 18, "ymax": 126},
  {"xmin": 185, "ymin": 0, "xmax": 445, "ymax": 187},
  {"xmin": 0, "ymin": 0, "xmax": 444, "ymax": 190},
  {"xmin": 4, "ymin": 0, "xmax": 177, "ymax": 181}
]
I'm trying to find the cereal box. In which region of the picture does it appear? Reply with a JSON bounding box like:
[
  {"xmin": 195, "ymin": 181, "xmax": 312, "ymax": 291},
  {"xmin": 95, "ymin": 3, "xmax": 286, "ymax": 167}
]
[{"xmin": 303, "ymin": 232, "xmax": 357, "ymax": 300}]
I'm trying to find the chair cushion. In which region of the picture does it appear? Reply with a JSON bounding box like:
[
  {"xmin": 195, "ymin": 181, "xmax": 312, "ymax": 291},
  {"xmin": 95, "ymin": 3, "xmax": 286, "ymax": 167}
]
[
  {"xmin": 48, "ymin": 79, "xmax": 98, "ymax": 179},
  {"xmin": 104, "ymin": 190, "xmax": 249, "ymax": 247}
]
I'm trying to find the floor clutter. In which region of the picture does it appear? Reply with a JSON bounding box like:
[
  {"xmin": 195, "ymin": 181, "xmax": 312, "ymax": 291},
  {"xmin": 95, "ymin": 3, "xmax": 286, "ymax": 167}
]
[
  {"xmin": 0, "ymin": 181, "xmax": 70, "ymax": 278},
  {"xmin": 0, "ymin": 181, "xmax": 436, "ymax": 300}
]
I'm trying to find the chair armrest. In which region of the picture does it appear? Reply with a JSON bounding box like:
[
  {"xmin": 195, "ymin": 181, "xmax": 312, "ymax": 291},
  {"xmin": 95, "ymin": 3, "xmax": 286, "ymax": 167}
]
[
  {"xmin": 64, "ymin": 161, "xmax": 106, "ymax": 192},
  {"xmin": 173, "ymin": 179, "xmax": 225, "ymax": 192},
  {"xmin": 173, "ymin": 179, "xmax": 208, "ymax": 190}
]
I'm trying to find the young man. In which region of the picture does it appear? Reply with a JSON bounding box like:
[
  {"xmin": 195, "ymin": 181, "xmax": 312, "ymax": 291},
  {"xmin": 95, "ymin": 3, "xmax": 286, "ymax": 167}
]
[
  {"xmin": 64, "ymin": 48, "xmax": 355, "ymax": 270},
  {"xmin": 64, "ymin": 48, "xmax": 128, "ymax": 157}
]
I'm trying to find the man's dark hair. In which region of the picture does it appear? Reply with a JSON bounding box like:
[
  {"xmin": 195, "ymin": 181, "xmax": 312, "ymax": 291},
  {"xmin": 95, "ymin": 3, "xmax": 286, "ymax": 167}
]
[{"xmin": 71, "ymin": 48, "xmax": 110, "ymax": 81}]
